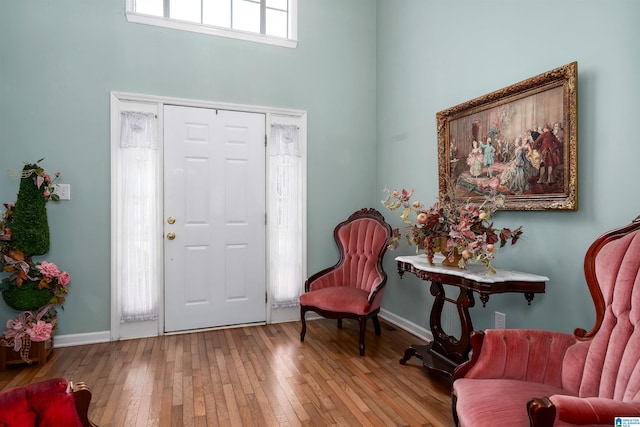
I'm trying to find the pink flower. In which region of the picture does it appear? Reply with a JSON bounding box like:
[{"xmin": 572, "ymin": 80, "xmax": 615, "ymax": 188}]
[
  {"xmin": 26, "ymin": 320, "xmax": 53, "ymax": 342},
  {"xmin": 57, "ymin": 271, "xmax": 70, "ymax": 286},
  {"xmin": 43, "ymin": 190, "xmax": 51, "ymax": 197},
  {"xmin": 36, "ymin": 261, "xmax": 60, "ymax": 278},
  {"xmin": 55, "ymin": 172, "xmax": 61, "ymax": 177}
]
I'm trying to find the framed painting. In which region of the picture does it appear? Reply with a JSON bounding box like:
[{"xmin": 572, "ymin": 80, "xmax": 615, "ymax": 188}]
[{"xmin": 437, "ymin": 61, "xmax": 578, "ymax": 210}]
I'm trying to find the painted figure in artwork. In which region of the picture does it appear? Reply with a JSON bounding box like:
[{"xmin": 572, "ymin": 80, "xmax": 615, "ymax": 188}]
[
  {"xmin": 466, "ymin": 140, "xmax": 483, "ymax": 178},
  {"xmin": 553, "ymin": 122, "xmax": 564, "ymax": 143},
  {"xmin": 500, "ymin": 137, "xmax": 531, "ymax": 194},
  {"xmin": 480, "ymin": 137, "xmax": 496, "ymax": 178},
  {"xmin": 533, "ymin": 125, "xmax": 562, "ymax": 184}
]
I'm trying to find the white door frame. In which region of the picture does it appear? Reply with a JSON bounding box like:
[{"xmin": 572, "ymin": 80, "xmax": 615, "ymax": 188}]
[{"xmin": 110, "ymin": 91, "xmax": 307, "ymax": 341}]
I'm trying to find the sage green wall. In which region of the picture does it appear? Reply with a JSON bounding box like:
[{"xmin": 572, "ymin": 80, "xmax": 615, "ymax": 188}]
[
  {"xmin": 376, "ymin": 0, "xmax": 640, "ymax": 333},
  {"xmin": 3, "ymin": 0, "xmax": 638, "ymax": 340},
  {"xmin": 0, "ymin": 1, "xmax": 377, "ymax": 335}
]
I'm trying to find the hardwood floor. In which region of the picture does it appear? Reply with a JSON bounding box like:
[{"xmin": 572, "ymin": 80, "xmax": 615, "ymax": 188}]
[{"xmin": 0, "ymin": 318, "xmax": 454, "ymax": 426}]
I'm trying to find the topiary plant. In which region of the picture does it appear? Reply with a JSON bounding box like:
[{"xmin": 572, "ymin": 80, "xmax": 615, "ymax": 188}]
[
  {"xmin": 0, "ymin": 160, "xmax": 68, "ymax": 356},
  {"xmin": 9, "ymin": 161, "xmax": 56, "ymax": 257}
]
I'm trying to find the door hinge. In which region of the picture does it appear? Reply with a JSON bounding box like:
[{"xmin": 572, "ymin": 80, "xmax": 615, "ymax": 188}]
[
  {"xmin": 264, "ymin": 134, "xmax": 267, "ymax": 147},
  {"xmin": 265, "ymin": 291, "xmax": 268, "ymax": 303},
  {"xmin": 265, "ymin": 213, "xmax": 267, "ymax": 225}
]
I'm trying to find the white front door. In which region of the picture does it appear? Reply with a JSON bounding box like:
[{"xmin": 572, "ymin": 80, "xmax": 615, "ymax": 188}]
[{"xmin": 163, "ymin": 105, "xmax": 266, "ymax": 332}]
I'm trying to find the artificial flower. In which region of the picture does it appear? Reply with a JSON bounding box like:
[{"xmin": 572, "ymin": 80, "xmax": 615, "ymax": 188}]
[
  {"xmin": 26, "ymin": 320, "xmax": 53, "ymax": 342},
  {"xmin": 382, "ymin": 180, "xmax": 523, "ymax": 273},
  {"xmin": 1, "ymin": 306, "xmax": 57, "ymax": 352}
]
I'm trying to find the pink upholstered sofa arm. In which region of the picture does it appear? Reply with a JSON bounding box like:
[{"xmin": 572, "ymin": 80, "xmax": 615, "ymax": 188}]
[
  {"xmin": 454, "ymin": 329, "xmax": 578, "ymax": 387},
  {"xmin": 547, "ymin": 394, "xmax": 640, "ymax": 425}
]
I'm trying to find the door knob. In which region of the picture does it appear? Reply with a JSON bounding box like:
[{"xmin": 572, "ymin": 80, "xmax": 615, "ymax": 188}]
[
  {"xmin": 167, "ymin": 232, "xmax": 176, "ymax": 240},
  {"xmin": 167, "ymin": 217, "xmax": 176, "ymax": 224}
]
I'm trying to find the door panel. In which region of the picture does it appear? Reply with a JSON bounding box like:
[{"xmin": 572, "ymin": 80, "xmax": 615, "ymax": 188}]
[{"xmin": 164, "ymin": 105, "xmax": 266, "ymax": 332}]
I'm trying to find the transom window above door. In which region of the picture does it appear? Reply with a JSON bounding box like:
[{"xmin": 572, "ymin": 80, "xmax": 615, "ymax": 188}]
[{"xmin": 126, "ymin": 0, "xmax": 298, "ymax": 48}]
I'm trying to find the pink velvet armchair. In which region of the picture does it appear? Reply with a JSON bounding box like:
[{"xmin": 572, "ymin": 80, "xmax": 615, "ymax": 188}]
[
  {"xmin": 452, "ymin": 215, "xmax": 640, "ymax": 426},
  {"xmin": 299, "ymin": 208, "xmax": 392, "ymax": 356},
  {"xmin": 0, "ymin": 377, "xmax": 96, "ymax": 426}
]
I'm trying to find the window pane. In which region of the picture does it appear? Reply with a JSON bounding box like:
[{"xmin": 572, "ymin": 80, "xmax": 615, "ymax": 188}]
[
  {"xmin": 232, "ymin": 0, "xmax": 260, "ymax": 33},
  {"xmin": 266, "ymin": 9, "xmax": 287, "ymax": 38},
  {"xmin": 130, "ymin": 0, "xmax": 297, "ymax": 44},
  {"xmin": 135, "ymin": 0, "xmax": 164, "ymax": 16},
  {"xmin": 203, "ymin": 0, "xmax": 231, "ymax": 28},
  {"xmin": 266, "ymin": 0, "xmax": 287, "ymax": 11},
  {"xmin": 170, "ymin": 0, "xmax": 202, "ymax": 23}
]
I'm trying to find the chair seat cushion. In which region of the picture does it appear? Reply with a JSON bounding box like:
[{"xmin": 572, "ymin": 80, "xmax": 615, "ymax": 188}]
[
  {"xmin": 299, "ymin": 286, "xmax": 372, "ymax": 315},
  {"xmin": 454, "ymin": 378, "xmax": 568, "ymax": 427}
]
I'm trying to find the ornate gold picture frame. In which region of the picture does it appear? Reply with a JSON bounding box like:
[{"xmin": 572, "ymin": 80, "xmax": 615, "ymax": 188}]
[{"xmin": 437, "ymin": 61, "xmax": 578, "ymax": 210}]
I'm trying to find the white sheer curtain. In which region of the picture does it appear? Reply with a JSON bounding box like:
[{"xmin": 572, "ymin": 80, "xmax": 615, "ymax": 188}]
[
  {"xmin": 269, "ymin": 124, "xmax": 303, "ymax": 308},
  {"xmin": 119, "ymin": 111, "xmax": 159, "ymax": 322}
]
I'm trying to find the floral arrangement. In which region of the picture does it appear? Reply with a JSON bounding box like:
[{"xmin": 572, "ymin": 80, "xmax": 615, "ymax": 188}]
[
  {"xmin": 382, "ymin": 180, "xmax": 523, "ymax": 273},
  {"xmin": 0, "ymin": 304, "xmax": 56, "ymax": 357},
  {"xmin": 0, "ymin": 160, "xmax": 69, "ymax": 361}
]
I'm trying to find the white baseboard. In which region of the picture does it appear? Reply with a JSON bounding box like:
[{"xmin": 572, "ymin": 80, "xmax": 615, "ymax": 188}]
[
  {"xmin": 379, "ymin": 309, "xmax": 432, "ymax": 343},
  {"xmin": 53, "ymin": 331, "xmax": 111, "ymax": 348},
  {"xmin": 52, "ymin": 312, "xmax": 430, "ymax": 348}
]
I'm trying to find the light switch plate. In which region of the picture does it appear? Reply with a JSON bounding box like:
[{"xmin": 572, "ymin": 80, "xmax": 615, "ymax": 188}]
[{"xmin": 53, "ymin": 184, "xmax": 71, "ymax": 200}]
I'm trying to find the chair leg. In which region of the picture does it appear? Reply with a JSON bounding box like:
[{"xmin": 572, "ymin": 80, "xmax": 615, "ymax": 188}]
[
  {"xmin": 337, "ymin": 319, "xmax": 343, "ymax": 329},
  {"xmin": 358, "ymin": 316, "xmax": 367, "ymax": 356},
  {"xmin": 300, "ymin": 307, "xmax": 307, "ymax": 342},
  {"xmin": 372, "ymin": 314, "xmax": 381, "ymax": 336}
]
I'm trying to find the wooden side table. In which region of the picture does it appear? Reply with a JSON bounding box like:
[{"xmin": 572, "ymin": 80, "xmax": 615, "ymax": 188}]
[
  {"xmin": 0, "ymin": 336, "xmax": 54, "ymax": 370},
  {"xmin": 396, "ymin": 254, "xmax": 548, "ymax": 381}
]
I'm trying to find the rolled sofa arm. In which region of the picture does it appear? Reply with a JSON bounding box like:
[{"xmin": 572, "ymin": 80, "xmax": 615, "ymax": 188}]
[{"xmin": 529, "ymin": 395, "xmax": 640, "ymax": 426}]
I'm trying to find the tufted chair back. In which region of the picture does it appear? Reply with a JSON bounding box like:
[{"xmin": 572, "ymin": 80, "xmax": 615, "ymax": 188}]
[
  {"xmin": 306, "ymin": 212, "xmax": 391, "ymax": 306},
  {"xmin": 562, "ymin": 222, "xmax": 640, "ymax": 401},
  {"xmin": 299, "ymin": 208, "xmax": 392, "ymax": 356}
]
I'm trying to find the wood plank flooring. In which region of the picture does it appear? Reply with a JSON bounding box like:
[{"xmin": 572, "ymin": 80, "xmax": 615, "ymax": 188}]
[{"xmin": 0, "ymin": 318, "xmax": 453, "ymax": 426}]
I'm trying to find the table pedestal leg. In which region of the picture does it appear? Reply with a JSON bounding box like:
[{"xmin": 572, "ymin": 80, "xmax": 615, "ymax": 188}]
[{"xmin": 400, "ymin": 281, "xmax": 475, "ymax": 381}]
